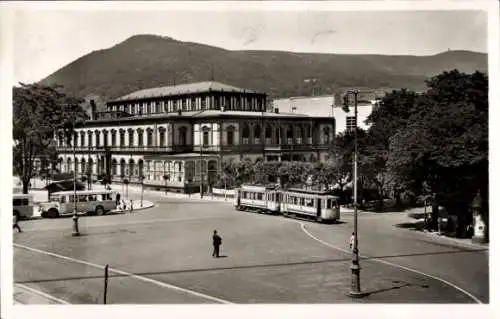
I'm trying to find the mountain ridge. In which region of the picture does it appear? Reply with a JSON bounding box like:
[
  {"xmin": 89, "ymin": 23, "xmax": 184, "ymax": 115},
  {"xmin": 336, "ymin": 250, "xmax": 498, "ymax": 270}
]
[{"xmin": 39, "ymin": 34, "xmax": 487, "ymax": 108}]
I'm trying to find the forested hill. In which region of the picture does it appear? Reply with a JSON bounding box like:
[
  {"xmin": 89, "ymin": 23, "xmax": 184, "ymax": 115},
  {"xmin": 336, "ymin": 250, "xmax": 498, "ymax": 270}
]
[{"xmin": 39, "ymin": 34, "xmax": 487, "ymax": 105}]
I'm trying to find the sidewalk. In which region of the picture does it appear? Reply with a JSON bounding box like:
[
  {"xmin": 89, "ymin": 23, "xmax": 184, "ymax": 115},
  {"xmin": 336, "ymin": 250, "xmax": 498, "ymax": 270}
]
[{"xmin": 14, "ymin": 284, "xmax": 68, "ymax": 305}]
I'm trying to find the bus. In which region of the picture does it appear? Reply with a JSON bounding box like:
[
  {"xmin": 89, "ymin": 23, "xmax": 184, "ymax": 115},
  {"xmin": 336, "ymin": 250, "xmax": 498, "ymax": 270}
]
[
  {"xmin": 13, "ymin": 194, "xmax": 35, "ymax": 219},
  {"xmin": 39, "ymin": 190, "xmax": 117, "ymax": 218}
]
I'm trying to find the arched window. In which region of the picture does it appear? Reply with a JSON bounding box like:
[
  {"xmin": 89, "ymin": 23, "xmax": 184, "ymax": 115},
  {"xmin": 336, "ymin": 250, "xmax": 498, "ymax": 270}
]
[
  {"xmin": 138, "ymin": 159, "xmax": 144, "ymax": 177},
  {"xmin": 128, "ymin": 129, "xmax": 134, "ymax": 147},
  {"xmin": 242, "ymin": 124, "xmax": 250, "ymax": 144},
  {"xmin": 111, "ymin": 158, "xmax": 117, "ymax": 176},
  {"xmin": 88, "ymin": 131, "xmax": 93, "ymax": 147},
  {"xmin": 129, "ymin": 159, "xmax": 135, "ymax": 177},
  {"xmin": 159, "ymin": 127, "xmax": 166, "ymax": 147},
  {"xmin": 120, "ymin": 159, "xmax": 126, "ymax": 177},
  {"xmin": 95, "ymin": 130, "xmax": 101, "ymax": 147},
  {"xmin": 265, "ymin": 125, "xmax": 272, "ymax": 139},
  {"xmin": 275, "ymin": 127, "xmax": 280, "ymax": 144},
  {"xmin": 226, "ymin": 125, "xmax": 235, "ymax": 146},
  {"xmin": 119, "ymin": 129, "xmax": 125, "ymax": 147},
  {"xmin": 202, "ymin": 126, "xmax": 210, "ymax": 146},
  {"xmin": 80, "ymin": 132, "xmax": 85, "ymax": 147},
  {"xmin": 111, "ymin": 130, "xmax": 117, "ymax": 147},
  {"xmin": 81, "ymin": 158, "xmax": 86, "ymax": 174},
  {"xmin": 89, "ymin": 158, "xmax": 94, "ymax": 174},
  {"xmin": 103, "ymin": 130, "xmax": 108, "ymax": 147},
  {"xmin": 137, "ymin": 129, "xmax": 144, "ymax": 147},
  {"xmin": 253, "ymin": 125, "xmax": 261, "ymax": 143},
  {"xmin": 67, "ymin": 158, "xmax": 72, "ymax": 173},
  {"xmin": 147, "ymin": 128, "xmax": 153, "ymax": 147},
  {"xmin": 75, "ymin": 158, "xmax": 80, "ymax": 173}
]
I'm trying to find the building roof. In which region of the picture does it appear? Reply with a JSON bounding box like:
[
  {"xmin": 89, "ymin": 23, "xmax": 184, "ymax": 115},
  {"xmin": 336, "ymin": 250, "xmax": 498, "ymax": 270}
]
[
  {"xmin": 86, "ymin": 109, "xmax": 329, "ymax": 125},
  {"xmin": 110, "ymin": 81, "xmax": 263, "ymax": 103}
]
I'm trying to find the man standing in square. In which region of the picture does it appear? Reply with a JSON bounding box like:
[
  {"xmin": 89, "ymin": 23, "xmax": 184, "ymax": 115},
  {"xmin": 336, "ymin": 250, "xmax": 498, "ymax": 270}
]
[{"xmin": 212, "ymin": 230, "xmax": 222, "ymax": 258}]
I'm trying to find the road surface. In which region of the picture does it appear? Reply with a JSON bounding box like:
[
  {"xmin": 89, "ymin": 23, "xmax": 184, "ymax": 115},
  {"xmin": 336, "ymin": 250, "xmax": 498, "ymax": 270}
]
[{"xmin": 13, "ymin": 192, "xmax": 488, "ymax": 304}]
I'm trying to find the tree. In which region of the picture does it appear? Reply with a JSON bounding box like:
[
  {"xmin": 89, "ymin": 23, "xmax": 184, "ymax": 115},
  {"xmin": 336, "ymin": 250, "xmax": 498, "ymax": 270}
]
[
  {"xmin": 387, "ymin": 70, "xmax": 488, "ymax": 234},
  {"xmin": 13, "ymin": 83, "xmax": 87, "ymax": 194}
]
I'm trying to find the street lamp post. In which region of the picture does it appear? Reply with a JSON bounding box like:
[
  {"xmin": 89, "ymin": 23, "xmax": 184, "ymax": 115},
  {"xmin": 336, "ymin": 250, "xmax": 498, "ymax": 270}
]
[
  {"xmin": 200, "ymin": 144, "xmax": 204, "ymax": 198},
  {"xmin": 71, "ymin": 123, "xmax": 80, "ymax": 236},
  {"xmin": 342, "ymin": 90, "xmax": 363, "ymax": 297},
  {"xmin": 140, "ymin": 175, "xmax": 144, "ymax": 207}
]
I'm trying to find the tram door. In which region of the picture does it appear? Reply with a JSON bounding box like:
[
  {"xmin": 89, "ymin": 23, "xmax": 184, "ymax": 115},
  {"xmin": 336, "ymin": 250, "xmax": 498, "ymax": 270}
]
[{"xmin": 316, "ymin": 197, "xmax": 322, "ymax": 218}]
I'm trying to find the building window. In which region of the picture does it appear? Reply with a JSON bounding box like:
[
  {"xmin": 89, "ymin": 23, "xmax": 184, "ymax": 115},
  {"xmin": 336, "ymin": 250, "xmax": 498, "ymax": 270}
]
[
  {"xmin": 95, "ymin": 131, "xmax": 101, "ymax": 147},
  {"xmin": 155, "ymin": 102, "xmax": 160, "ymax": 113},
  {"xmin": 111, "ymin": 131, "xmax": 116, "ymax": 147},
  {"xmin": 128, "ymin": 130, "xmax": 134, "ymax": 147},
  {"xmin": 80, "ymin": 133, "xmax": 85, "ymax": 147},
  {"xmin": 147, "ymin": 129, "xmax": 153, "ymax": 147},
  {"xmin": 138, "ymin": 130, "xmax": 144, "ymax": 147},
  {"xmin": 88, "ymin": 132, "xmax": 93, "ymax": 147},
  {"xmin": 178, "ymin": 127, "xmax": 187, "ymax": 146},
  {"xmin": 120, "ymin": 130, "xmax": 125, "ymax": 146},
  {"xmin": 182, "ymin": 99, "xmax": 187, "ymax": 111},
  {"xmin": 323, "ymin": 127, "xmax": 330, "ymax": 143},
  {"xmin": 227, "ymin": 126, "xmax": 235, "ymax": 145},
  {"xmin": 346, "ymin": 116, "xmax": 356, "ymax": 131},
  {"xmin": 191, "ymin": 98, "xmax": 197, "ymax": 110},
  {"xmin": 202, "ymin": 126, "xmax": 210, "ymax": 146},
  {"xmin": 103, "ymin": 131, "xmax": 108, "ymax": 147},
  {"xmin": 242, "ymin": 124, "xmax": 250, "ymax": 144},
  {"xmin": 201, "ymin": 97, "xmax": 206, "ymax": 110},
  {"xmin": 159, "ymin": 129, "xmax": 166, "ymax": 147}
]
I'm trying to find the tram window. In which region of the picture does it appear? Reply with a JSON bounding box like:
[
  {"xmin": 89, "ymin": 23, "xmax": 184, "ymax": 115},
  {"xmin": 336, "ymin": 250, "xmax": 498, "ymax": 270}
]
[
  {"xmin": 326, "ymin": 199, "xmax": 332, "ymax": 209},
  {"xmin": 300, "ymin": 198, "xmax": 305, "ymax": 206},
  {"xmin": 257, "ymin": 193, "xmax": 263, "ymax": 200},
  {"xmin": 305, "ymin": 198, "xmax": 314, "ymax": 207}
]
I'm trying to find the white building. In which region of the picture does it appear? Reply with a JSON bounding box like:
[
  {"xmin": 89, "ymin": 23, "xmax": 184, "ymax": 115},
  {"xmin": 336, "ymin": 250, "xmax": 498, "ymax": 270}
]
[{"xmin": 272, "ymin": 93, "xmax": 378, "ymax": 135}]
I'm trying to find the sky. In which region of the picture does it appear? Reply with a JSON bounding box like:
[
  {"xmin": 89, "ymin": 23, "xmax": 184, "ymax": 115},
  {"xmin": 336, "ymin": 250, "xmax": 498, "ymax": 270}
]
[{"xmin": 8, "ymin": 3, "xmax": 488, "ymax": 85}]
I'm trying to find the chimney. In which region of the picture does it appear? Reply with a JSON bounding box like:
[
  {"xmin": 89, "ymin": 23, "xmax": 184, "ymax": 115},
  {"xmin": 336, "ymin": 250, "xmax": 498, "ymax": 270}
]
[
  {"xmin": 90, "ymin": 100, "xmax": 97, "ymax": 120},
  {"xmin": 274, "ymin": 108, "xmax": 279, "ymax": 114}
]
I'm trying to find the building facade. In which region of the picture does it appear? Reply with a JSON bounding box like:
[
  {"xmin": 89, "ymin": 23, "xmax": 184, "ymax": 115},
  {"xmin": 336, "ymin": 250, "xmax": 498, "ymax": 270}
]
[
  {"xmin": 55, "ymin": 82, "xmax": 335, "ymax": 193},
  {"xmin": 272, "ymin": 93, "xmax": 377, "ymax": 135}
]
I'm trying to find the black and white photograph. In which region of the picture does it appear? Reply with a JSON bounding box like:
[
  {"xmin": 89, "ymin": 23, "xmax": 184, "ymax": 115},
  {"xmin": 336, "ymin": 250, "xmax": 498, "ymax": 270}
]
[{"xmin": 1, "ymin": 1, "xmax": 498, "ymax": 318}]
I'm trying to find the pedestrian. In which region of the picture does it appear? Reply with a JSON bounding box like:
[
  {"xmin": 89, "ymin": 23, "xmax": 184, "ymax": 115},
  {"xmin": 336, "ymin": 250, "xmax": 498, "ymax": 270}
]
[
  {"xmin": 129, "ymin": 200, "xmax": 134, "ymax": 213},
  {"xmin": 13, "ymin": 212, "xmax": 22, "ymax": 233},
  {"xmin": 349, "ymin": 232, "xmax": 355, "ymax": 251},
  {"xmin": 116, "ymin": 192, "xmax": 121, "ymax": 207},
  {"xmin": 212, "ymin": 230, "xmax": 222, "ymax": 258}
]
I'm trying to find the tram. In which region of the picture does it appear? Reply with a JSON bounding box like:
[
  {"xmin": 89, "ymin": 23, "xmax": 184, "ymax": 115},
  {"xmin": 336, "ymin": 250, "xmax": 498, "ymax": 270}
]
[
  {"xmin": 234, "ymin": 184, "xmax": 280, "ymax": 214},
  {"xmin": 233, "ymin": 184, "xmax": 341, "ymax": 223}
]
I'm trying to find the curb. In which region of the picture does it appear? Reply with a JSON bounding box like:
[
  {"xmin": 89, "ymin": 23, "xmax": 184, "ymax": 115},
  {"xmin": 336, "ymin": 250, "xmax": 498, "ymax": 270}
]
[{"xmin": 418, "ymin": 230, "xmax": 488, "ymax": 250}]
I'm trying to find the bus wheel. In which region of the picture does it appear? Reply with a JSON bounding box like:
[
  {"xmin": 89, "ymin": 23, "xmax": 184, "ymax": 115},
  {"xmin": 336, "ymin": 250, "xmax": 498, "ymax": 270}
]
[
  {"xmin": 47, "ymin": 208, "xmax": 59, "ymax": 218},
  {"xmin": 95, "ymin": 206, "xmax": 105, "ymax": 216}
]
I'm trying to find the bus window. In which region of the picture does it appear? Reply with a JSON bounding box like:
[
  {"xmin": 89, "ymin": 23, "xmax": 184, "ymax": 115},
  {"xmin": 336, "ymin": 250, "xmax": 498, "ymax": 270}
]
[
  {"xmin": 69, "ymin": 195, "xmax": 75, "ymax": 203},
  {"xmin": 300, "ymin": 198, "xmax": 305, "ymax": 206},
  {"xmin": 78, "ymin": 195, "xmax": 88, "ymax": 202},
  {"xmin": 257, "ymin": 193, "xmax": 263, "ymax": 200}
]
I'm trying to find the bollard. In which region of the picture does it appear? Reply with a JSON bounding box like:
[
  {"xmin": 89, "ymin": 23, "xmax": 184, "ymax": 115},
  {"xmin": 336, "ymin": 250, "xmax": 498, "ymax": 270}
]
[{"xmin": 104, "ymin": 264, "xmax": 109, "ymax": 304}]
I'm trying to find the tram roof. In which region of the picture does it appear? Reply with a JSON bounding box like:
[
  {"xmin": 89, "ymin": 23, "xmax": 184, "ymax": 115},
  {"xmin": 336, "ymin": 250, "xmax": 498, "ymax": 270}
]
[{"xmin": 286, "ymin": 188, "xmax": 338, "ymax": 196}]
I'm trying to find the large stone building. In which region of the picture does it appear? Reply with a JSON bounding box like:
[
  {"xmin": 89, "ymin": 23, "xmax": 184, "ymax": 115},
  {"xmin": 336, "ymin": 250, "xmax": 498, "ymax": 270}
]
[{"xmin": 55, "ymin": 81, "xmax": 335, "ymax": 193}]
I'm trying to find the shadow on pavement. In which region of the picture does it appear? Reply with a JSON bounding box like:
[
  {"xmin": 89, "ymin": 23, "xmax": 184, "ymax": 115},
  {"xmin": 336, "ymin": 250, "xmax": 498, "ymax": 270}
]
[{"xmin": 16, "ymin": 247, "xmax": 486, "ymax": 286}]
